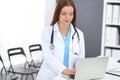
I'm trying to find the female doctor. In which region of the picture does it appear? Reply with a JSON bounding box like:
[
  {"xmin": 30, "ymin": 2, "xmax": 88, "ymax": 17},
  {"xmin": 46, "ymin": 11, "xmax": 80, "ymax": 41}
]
[{"xmin": 36, "ymin": 0, "xmax": 85, "ymax": 80}]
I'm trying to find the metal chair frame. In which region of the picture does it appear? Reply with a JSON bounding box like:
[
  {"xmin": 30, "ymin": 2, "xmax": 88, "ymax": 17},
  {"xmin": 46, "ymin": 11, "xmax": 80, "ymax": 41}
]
[
  {"xmin": 0, "ymin": 55, "xmax": 18, "ymax": 80},
  {"xmin": 7, "ymin": 47, "xmax": 38, "ymax": 80},
  {"xmin": 29, "ymin": 44, "xmax": 43, "ymax": 68}
]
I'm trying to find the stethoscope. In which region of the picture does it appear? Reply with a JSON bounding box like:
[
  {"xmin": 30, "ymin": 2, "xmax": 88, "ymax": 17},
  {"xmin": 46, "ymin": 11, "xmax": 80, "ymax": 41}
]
[{"xmin": 49, "ymin": 25, "xmax": 80, "ymax": 55}]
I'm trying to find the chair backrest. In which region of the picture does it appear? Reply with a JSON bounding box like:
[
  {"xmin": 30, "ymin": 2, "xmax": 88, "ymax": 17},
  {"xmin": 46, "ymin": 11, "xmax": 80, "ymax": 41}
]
[
  {"xmin": 29, "ymin": 44, "xmax": 42, "ymax": 60},
  {"xmin": 7, "ymin": 47, "xmax": 29, "ymax": 69},
  {"xmin": 8, "ymin": 47, "xmax": 26, "ymax": 57},
  {"xmin": 29, "ymin": 44, "xmax": 42, "ymax": 52}
]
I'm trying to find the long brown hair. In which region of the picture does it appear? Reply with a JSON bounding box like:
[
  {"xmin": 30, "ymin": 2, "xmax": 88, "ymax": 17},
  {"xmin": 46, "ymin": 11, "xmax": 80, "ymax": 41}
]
[{"xmin": 50, "ymin": 0, "xmax": 76, "ymax": 27}]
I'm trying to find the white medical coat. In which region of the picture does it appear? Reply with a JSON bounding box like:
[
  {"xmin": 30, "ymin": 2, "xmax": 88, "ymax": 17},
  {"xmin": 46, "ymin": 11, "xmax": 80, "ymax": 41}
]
[{"xmin": 36, "ymin": 22, "xmax": 85, "ymax": 80}]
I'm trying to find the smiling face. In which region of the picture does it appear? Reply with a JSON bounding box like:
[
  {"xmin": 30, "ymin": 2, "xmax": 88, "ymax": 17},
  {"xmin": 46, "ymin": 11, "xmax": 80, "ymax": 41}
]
[{"xmin": 59, "ymin": 6, "xmax": 74, "ymax": 27}]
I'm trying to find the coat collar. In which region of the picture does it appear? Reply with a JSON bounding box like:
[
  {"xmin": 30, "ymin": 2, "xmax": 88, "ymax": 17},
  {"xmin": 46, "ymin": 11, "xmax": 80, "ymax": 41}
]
[{"xmin": 53, "ymin": 22, "xmax": 75, "ymax": 35}]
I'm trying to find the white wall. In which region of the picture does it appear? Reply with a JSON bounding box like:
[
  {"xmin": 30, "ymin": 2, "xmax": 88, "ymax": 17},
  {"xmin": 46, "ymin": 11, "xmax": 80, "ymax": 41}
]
[
  {"xmin": 44, "ymin": 0, "xmax": 56, "ymax": 27},
  {"xmin": 0, "ymin": 0, "xmax": 46, "ymax": 67}
]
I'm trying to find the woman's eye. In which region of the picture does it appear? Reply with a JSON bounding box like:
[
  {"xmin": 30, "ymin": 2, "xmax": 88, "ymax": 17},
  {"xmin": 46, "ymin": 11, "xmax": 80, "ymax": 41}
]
[
  {"xmin": 61, "ymin": 13, "xmax": 66, "ymax": 15},
  {"xmin": 70, "ymin": 13, "xmax": 73, "ymax": 16}
]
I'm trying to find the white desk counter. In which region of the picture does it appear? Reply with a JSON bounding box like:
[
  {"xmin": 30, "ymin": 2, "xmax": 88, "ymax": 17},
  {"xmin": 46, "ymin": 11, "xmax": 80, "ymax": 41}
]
[
  {"xmin": 53, "ymin": 73, "xmax": 120, "ymax": 80},
  {"xmin": 100, "ymin": 74, "xmax": 120, "ymax": 80}
]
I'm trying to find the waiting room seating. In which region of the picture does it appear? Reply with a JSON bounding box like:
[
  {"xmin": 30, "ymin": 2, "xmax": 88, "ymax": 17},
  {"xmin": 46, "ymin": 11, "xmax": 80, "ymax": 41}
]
[
  {"xmin": 7, "ymin": 47, "xmax": 39, "ymax": 80},
  {"xmin": 29, "ymin": 44, "xmax": 43, "ymax": 68},
  {"xmin": 0, "ymin": 55, "xmax": 18, "ymax": 80}
]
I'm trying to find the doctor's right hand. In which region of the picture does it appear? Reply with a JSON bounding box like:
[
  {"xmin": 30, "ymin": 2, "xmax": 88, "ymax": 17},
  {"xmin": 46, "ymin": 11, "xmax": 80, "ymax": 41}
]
[{"xmin": 62, "ymin": 69, "xmax": 76, "ymax": 76}]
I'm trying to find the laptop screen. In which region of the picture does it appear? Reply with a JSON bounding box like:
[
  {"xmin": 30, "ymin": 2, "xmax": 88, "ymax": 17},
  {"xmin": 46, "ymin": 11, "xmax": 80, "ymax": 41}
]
[{"xmin": 74, "ymin": 57, "xmax": 109, "ymax": 80}]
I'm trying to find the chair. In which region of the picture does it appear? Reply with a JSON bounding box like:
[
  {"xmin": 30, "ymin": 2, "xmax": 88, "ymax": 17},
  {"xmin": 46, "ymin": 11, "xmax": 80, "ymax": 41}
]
[
  {"xmin": 29, "ymin": 44, "xmax": 43, "ymax": 68},
  {"xmin": 7, "ymin": 47, "xmax": 39, "ymax": 80},
  {"xmin": 0, "ymin": 55, "xmax": 18, "ymax": 80}
]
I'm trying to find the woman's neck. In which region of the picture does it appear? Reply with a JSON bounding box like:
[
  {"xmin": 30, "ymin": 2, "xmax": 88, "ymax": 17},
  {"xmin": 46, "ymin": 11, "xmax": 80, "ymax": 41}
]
[{"xmin": 58, "ymin": 24, "xmax": 69, "ymax": 37}]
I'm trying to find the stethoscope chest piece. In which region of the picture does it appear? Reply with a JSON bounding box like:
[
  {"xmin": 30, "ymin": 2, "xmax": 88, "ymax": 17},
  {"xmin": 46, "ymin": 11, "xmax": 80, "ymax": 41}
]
[
  {"xmin": 72, "ymin": 39, "xmax": 80, "ymax": 55},
  {"xmin": 49, "ymin": 43, "xmax": 55, "ymax": 50}
]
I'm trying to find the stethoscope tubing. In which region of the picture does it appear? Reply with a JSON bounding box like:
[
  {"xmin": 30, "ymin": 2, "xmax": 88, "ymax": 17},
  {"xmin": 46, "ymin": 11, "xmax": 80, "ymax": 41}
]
[{"xmin": 49, "ymin": 25, "xmax": 80, "ymax": 55}]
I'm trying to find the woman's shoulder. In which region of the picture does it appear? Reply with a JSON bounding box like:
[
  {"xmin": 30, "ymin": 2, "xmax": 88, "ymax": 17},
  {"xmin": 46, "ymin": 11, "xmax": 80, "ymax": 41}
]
[
  {"xmin": 70, "ymin": 23, "xmax": 83, "ymax": 35},
  {"xmin": 41, "ymin": 26, "xmax": 53, "ymax": 37},
  {"xmin": 76, "ymin": 27, "xmax": 84, "ymax": 35},
  {"xmin": 42, "ymin": 25, "xmax": 52, "ymax": 33},
  {"xmin": 43, "ymin": 25, "xmax": 52, "ymax": 30}
]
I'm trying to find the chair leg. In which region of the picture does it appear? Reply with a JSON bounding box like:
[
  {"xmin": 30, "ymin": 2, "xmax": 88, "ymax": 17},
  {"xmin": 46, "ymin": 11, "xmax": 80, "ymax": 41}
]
[
  {"xmin": 11, "ymin": 77, "xmax": 18, "ymax": 80},
  {"xmin": 21, "ymin": 75, "xmax": 23, "ymax": 80},
  {"xmin": 26, "ymin": 75, "xmax": 29, "ymax": 80},
  {"xmin": 26, "ymin": 74, "xmax": 34, "ymax": 80},
  {"xmin": 32, "ymin": 74, "xmax": 34, "ymax": 80},
  {"xmin": 5, "ymin": 74, "xmax": 7, "ymax": 80}
]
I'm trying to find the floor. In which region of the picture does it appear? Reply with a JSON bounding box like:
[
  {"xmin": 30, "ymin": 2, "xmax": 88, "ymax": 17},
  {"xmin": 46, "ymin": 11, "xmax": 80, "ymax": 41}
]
[
  {"xmin": 0, "ymin": 61, "xmax": 42, "ymax": 80},
  {"xmin": 0, "ymin": 73, "xmax": 38, "ymax": 80}
]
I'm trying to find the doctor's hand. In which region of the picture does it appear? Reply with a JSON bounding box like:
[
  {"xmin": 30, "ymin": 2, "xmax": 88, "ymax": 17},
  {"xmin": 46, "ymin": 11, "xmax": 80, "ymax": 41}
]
[{"xmin": 62, "ymin": 69, "xmax": 76, "ymax": 76}]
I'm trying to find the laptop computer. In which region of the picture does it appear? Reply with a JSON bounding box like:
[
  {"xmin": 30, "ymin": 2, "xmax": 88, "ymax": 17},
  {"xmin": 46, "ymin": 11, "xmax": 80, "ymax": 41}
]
[{"xmin": 62, "ymin": 57, "xmax": 109, "ymax": 80}]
